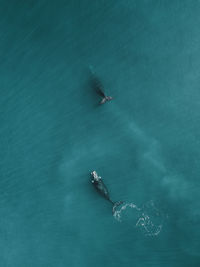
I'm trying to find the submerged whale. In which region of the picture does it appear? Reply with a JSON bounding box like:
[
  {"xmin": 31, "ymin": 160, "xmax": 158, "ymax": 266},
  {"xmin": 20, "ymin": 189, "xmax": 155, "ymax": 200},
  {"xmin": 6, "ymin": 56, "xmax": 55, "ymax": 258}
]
[
  {"xmin": 91, "ymin": 171, "xmax": 123, "ymax": 213},
  {"xmin": 89, "ymin": 66, "xmax": 113, "ymax": 105}
]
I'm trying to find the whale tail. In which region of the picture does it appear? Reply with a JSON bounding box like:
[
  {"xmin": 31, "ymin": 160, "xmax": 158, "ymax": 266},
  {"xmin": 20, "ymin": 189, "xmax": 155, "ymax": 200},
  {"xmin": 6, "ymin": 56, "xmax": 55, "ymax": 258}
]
[
  {"xmin": 112, "ymin": 201, "xmax": 123, "ymax": 214},
  {"xmin": 100, "ymin": 96, "xmax": 113, "ymax": 105}
]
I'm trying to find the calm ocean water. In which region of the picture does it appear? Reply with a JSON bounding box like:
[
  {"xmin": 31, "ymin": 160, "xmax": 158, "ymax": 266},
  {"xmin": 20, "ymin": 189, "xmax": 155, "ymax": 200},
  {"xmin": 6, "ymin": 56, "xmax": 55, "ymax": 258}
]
[{"xmin": 0, "ymin": 0, "xmax": 200, "ymax": 266}]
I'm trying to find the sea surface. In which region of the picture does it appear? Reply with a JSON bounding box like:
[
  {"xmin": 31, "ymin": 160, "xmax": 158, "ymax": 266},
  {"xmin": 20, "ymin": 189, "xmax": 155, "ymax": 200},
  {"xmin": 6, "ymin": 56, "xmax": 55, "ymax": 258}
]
[{"xmin": 0, "ymin": 1, "xmax": 200, "ymax": 266}]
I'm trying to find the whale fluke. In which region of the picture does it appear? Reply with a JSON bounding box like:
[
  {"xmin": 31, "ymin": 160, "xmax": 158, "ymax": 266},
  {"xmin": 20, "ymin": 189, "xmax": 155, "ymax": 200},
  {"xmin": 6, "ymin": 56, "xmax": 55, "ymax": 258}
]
[{"xmin": 100, "ymin": 96, "xmax": 113, "ymax": 105}]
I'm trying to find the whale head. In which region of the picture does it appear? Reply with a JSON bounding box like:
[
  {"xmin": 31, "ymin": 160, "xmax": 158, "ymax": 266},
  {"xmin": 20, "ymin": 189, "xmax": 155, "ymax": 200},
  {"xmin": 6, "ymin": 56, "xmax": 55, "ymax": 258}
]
[{"xmin": 91, "ymin": 170, "xmax": 101, "ymax": 183}]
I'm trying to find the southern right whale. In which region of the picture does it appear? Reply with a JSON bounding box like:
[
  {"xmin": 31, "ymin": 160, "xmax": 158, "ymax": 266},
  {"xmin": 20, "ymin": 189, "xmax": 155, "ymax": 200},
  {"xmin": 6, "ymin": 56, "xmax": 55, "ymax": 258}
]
[
  {"xmin": 91, "ymin": 171, "xmax": 123, "ymax": 213},
  {"xmin": 89, "ymin": 66, "xmax": 113, "ymax": 105}
]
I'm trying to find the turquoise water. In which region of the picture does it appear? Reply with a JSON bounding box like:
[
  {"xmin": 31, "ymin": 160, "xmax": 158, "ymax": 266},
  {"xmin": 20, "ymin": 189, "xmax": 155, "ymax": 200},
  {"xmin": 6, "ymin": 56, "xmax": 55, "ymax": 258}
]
[{"xmin": 1, "ymin": 0, "xmax": 200, "ymax": 266}]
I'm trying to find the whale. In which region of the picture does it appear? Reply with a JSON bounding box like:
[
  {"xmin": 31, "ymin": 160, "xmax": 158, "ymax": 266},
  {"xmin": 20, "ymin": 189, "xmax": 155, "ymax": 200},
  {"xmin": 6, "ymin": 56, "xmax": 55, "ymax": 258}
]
[
  {"xmin": 91, "ymin": 77, "xmax": 113, "ymax": 105},
  {"xmin": 89, "ymin": 66, "xmax": 113, "ymax": 105},
  {"xmin": 91, "ymin": 171, "xmax": 123, "ymax": 213}
]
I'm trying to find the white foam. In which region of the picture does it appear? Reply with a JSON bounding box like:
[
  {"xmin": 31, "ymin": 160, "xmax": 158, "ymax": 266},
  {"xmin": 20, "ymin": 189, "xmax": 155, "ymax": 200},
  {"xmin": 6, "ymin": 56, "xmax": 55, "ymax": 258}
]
[{"xmin": 113, "ymin": 200, "xmax": 164, "ymax": 237}]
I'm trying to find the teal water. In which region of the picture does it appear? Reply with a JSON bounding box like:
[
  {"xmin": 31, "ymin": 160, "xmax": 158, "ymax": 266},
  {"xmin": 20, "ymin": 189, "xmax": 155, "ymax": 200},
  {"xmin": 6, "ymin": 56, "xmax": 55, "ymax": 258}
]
[{"xmin": 1, "ymin": 0, "xmax": 200, "ymax": 266}]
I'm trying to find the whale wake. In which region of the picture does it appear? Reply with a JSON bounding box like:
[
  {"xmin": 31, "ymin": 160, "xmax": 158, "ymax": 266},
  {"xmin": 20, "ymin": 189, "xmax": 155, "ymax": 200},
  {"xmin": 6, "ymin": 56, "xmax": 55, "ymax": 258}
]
[{"xmin": 113, "ymin": 200, "xmax": 164, "ymax": 237}]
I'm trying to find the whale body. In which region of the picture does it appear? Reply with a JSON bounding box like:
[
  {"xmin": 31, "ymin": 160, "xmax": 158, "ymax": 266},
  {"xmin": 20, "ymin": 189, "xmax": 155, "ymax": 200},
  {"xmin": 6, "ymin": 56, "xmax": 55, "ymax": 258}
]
[
  {"xmin": 89, "ymin": 67, "xmax": 113, "ymax": 105},
  {"xmin": 91, "ymin": 171, "xmax": 123, "ymax": 213}
]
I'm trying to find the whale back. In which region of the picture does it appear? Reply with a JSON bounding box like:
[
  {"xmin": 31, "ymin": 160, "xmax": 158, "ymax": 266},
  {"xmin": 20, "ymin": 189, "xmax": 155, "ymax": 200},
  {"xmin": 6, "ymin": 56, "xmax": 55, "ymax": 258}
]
[{"xmin": 94, "ymin": 179, "xmax": 110, "ymax": 200}]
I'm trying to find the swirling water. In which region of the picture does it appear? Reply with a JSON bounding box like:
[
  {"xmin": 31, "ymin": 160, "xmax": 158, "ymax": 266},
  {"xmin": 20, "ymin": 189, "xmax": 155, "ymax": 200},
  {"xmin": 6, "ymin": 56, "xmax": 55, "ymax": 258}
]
[
  {"xmin": 0, "ymin": 1, "xmax": 200, "ymax": 267},
  {"xmin": 113, "ymin": 200, "xmax": 164, "ymax": 237}
]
